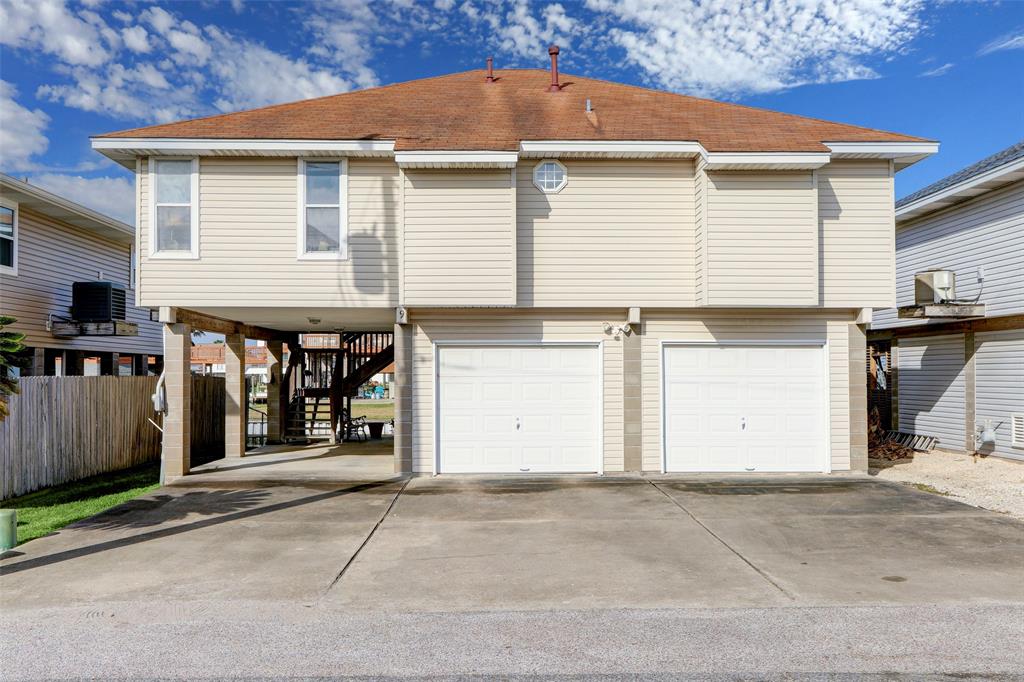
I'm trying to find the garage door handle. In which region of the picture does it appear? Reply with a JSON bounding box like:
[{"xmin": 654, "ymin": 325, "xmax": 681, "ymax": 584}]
[
  {"xmin": 515, "ymin": 417, "xmax": 521, "ymax": 431},
  {"xmin": 741, "ymin": 417, "xmax": 747, "ymax": 430}
]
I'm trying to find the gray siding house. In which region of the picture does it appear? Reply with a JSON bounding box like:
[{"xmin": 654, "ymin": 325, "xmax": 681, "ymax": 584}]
[
  {"xmin": 870, "ymin": 141, "xmax": 1024, "ymax": 459},
  {"xmin": 0, "ymin": 174, "xmax": 163, "ymax": 375}
]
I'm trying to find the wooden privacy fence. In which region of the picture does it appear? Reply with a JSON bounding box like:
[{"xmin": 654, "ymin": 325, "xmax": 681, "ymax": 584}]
[
  {"xmin": 191, "ymin": 375, "xmax": 225, "ymax": 467},
  {"xmin": 0, "ymin": 375, "xmax": 227, "ymax": 500}
]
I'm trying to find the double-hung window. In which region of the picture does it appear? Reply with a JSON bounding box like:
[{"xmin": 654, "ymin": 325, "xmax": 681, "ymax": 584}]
[
  {"xmin": 298, "ymin": 159, "xmax": 347, "ymax": 259},
  {"xmin": 150, "ymin": 158, "xmax": 198, "ymax": 258},
  {"xmin": 0, "ymin": 199, "xmax": 16, "ymax": 274}
]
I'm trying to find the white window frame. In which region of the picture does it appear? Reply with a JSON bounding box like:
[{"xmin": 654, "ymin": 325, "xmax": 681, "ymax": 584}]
[
  {"xmin": 0, "ymin": 197, "xmax": 18, "ymax": 276},
  {"xmin": 532, "ymin": 159, "xmax": 568, "ymax": 194},
  {"xmin": 297, "ymin": 158, "xmax": 348, "ymax": 260},
  {"xmin": 148, "ymin": 156, "xmax": 199, "ymax": 259}
]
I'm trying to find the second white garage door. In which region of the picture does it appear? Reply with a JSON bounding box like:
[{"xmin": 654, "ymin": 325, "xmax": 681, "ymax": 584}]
[
  {"xmin": 437, "ymin": 345, "xmax": 601, "ymax": 473},
  {"xmin": 663, "ymin": 344, "xmax": 827, "ymax": 473}
]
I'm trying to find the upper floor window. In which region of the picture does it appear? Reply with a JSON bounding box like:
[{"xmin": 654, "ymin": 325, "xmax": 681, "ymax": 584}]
[
  {"xmin": 0, "ymin": 200, "xmax": 16, "ymax": 274},
  {"xmin": 150, "ymin": 158, "xmax": 198, "ymax": 258},
  {"xmin": 533, "ymin": 160, "xmax": 567, "ymax": 193},
  {"xmin": 298, "ymin": 159, "xmax": 347, "ymax": 259}
]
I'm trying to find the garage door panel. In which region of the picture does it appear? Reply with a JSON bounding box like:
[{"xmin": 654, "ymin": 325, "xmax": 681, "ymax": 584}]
[
  {"xmin": 664, "ymin": 344, "xmax": 826, "ymax": 473},
  {"xmin": 438, "ymin": 345, "xmax": 601, "ymax": 474}
]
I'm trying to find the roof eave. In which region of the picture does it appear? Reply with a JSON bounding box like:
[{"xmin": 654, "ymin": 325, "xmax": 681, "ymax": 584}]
[
  {"xmin": 90, "ymin": 137, "xmax": 397, "ymax": 169},
  {"xmin": 0, "ymin": 173, "xmax": 134, "ymax": 242},
  {"xmin": 895, "ymin": 156, "xmax": 1024, "ymax": 224},
  {"xmin": 824, "ymin": 141, "xmax": 939, "ymax": 171}
]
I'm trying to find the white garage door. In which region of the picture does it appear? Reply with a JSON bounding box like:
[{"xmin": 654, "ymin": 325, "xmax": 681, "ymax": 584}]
[
  {"xmin": 438, "ymin": 345, "xmax": 601, "ymax": 473},
  {"xmin": 663, "ymin": 344, "xmax": 827, "ymax": 472}
]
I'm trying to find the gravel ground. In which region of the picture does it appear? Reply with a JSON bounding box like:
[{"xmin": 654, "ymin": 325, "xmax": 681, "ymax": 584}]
[{"xmin": 870, "ymin": 450, "xmax": 1024, "ymax": 519}]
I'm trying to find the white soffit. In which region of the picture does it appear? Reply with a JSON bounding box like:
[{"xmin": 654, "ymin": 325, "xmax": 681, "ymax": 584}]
[
  {"xmin": 395, "ymin": 151, "xmax": 519, "ymax": 169},
  {"xmin": 896, "ymin": 155, "xmax": 1024, "ymax": 224},
  {"xmin": 91, "ymin": 138, "xmax": 396, "ymax": 168},
  {"xmin": 519, "ymin": 140, "xmax": 703, "ymax": 159},
  {"xmin": 703, "ymin": 152, "xmax": 831, "ymax": 170},
  {"xmin": 825, "ymin": 141, "xmax": 939, "ymax": 171}
]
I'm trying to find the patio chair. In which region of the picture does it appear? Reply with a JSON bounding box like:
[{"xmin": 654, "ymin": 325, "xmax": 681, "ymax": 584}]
[{"xmin": 340, "ymin": 409, "xmax": 369, "ymax": 442}]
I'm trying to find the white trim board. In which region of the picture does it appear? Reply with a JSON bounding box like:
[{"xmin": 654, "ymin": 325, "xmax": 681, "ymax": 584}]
[
  {"xmin": 896, "ymin": 155, "xmax": 1024, "ymax": 223},
  {"xmin": 147, "ymin": 157, "xmax": 200, "ymax": 260},
  {"xmin": 395, "ymin": 151, "xmax": 518, "ymax": 168},
  {"xmin": 91, "ymin": 137, "xmax": 936, "ymax": 171},
  {"xmin": 296, "ymin": 158, "xmax": 349, "ymax": 261}
]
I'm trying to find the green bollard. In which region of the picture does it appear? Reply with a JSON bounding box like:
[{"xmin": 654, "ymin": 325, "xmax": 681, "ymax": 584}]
[{"xmin": 0, "ymin": 509, "xmax": 16, "ymax": 550}]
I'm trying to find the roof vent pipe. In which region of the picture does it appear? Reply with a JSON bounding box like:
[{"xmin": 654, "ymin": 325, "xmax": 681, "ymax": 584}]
[
  {"xmin": 486, "ymin": 56, "xmax": 495, "ymax": 82},
  {"xmin": 548, "ymin": 45, "xmax": 561, "ymax": 92}
]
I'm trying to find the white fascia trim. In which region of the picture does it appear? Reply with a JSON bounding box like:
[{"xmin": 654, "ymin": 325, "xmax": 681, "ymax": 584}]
[
  {"xmin": 825, "ymin": 141, "xmax": 939, "ymax": 158},
  {"xmin": 703, "ymin": 152, "xmax": 831, "ymax": 169},
  {"xmin": 395, "ymin": 151, "xmax": 519, "ymax": 167},
  {"xmin": 519, "ymin": 140, "xmax": 703, "ymax": 156},
  {"xmin": 0, "ymin": 173, "xmax": 133, "ymax": 238},
  {"xmin": 896, "ymin": 155, "xmax": 1024, "ymax": 221},
  {"xmin": 91, "ymin": 138, "xmax": 396, "ymax": 153}
]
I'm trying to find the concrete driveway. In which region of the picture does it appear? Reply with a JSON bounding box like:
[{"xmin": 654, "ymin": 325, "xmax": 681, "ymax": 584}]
[{"xmin": 3, "ymin": 475, "xmax": 1024, "ymax": 678}]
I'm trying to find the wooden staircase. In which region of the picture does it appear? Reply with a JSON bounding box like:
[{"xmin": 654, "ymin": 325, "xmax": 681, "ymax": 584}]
[{"xmin": 282, "ymin": 331, "xmax": 394, "ymax": 443}]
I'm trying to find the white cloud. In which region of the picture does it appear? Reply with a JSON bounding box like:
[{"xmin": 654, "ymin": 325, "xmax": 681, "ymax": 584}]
[
  {"xmin": 0, "ymin": 80, "xmax": 50, "ymax": 170},
  {"xmin": 122, "ymin": 25, "xmax": 151, "ymax": 53},
  {"xmin": 166, "ymin": 27, "xmax": 212, "ymax": 66},
  {"xmin": 206, "ymin": 27, "xmax": 351, "ymax": 111},
  {"xmin": 28, "ymin": 173, "xmax": 136, "ymax": 225},
  {"xmin": 302, "ymin": 0, "xmax": 384, "ymax": 89},
  {"xmin": 978, "ymin": 30, "xmax": 1024, "ymax": 55},
  {"xmin": 141, "ymin": 6, "xmax": 175, "ymax": 36},
  {"xmin": 584, "ymin": 0, "xmax": 925, "ymax": 97},
  {"xmin": 920, "ymin": 62, "xmax": 954, "ymax": 77},
  {"xmin": 0, "ymin": 0, "xmax": 113, "ymax": 66},
  {"xmin": 497, "ymin": 1, "xmax": 578, "ymax": 58}
]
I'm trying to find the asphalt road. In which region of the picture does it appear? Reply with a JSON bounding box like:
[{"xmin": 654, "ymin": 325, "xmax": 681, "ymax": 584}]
[{"xmin": 3, "ymin": 600, "xmax": 1023, "ymax": 679}]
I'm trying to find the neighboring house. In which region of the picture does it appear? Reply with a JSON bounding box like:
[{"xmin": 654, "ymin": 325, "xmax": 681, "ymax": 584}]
[
  {"xmin": 869, "ymin": 141, "xmax": 1024, "ymax": 460},
  {"xmin": 89, "ymin": 58, "xmax": 938, "ymax": 478},
  {"xmin": 0, "ymin": 174, "xmax": 162, "ymax": 376}
]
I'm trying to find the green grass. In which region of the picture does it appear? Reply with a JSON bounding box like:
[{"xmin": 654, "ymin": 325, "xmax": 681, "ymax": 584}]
[
  {"xmin": 349, "ymin": 400, "xmax": 394, "ymax": 421},
  {"xmin": 3, "ymin": 462, "xmax": 160, "ymax": 545}
]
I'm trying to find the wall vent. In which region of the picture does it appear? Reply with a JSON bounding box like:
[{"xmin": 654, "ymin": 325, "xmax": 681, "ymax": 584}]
[{"xmin": 1012, "ymin": 414, "xmax": 1024, "ymax": 448}]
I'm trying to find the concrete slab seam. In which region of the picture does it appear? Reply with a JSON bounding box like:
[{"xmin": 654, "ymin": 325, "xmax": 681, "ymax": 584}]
[
  {"xmin": 316, "ymin": 476, "xmax": 412, "ymax": 602},
  {"xmin": 647, "ymin": 480, "xmax": 795, "ymax": 601}
]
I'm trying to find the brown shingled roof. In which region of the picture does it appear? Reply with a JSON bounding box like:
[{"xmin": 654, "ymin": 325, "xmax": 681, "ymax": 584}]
[{"xmin": 97, "ymin": 69, "xmax": 928, "ymax": 152}]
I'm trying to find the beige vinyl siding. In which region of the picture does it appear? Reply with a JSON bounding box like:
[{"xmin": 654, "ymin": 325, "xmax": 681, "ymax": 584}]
[
  {"xmin": 137, "ymin": 157, "xmax": 399, "ymax": 307},
  {"xmin": 704, "ymin": 172, "xmax": 818, "ymax": 306},
  {"xmin": 410, "ymin": 309, "xmax": 624, "ymax": 473},
  {"xmin": 402, "ymin": 170, "xmax": 515, "ymax": 306},
  {"xmin": 516, "ymin": 160, "xmax": 695, "ymax": 307},
  {"xmin": 0, "ymin": 207, "xmax": 161, "ymax": 354},
  {"xmin": 641, "ymin": 311, "xmax": 855, "ymax": 472},
  {"xmin": 819, "ymin": 160, "xmax": 895, "ymax": 307}
]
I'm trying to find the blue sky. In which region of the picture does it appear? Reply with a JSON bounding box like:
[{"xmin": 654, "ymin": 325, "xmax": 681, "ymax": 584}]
[{"xmin": 1, "ymin": 0, "xmax": 1022, "ymax": 226}]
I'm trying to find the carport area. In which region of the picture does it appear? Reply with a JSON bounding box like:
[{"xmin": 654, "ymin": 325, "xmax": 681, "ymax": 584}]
[{"xmin": 3, "ymin": 475, "xmax": 1022, "ymax": 611}]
